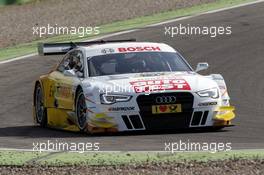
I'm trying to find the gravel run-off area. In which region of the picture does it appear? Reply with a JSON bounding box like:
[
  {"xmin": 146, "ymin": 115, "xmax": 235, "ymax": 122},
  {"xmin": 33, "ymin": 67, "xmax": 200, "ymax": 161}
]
[
  {"xmin": 0, "ymin": 0, "xmax": 217, "ymax": 48},
  {"xmin": 0, "ymin": 159, "xmax": 264, "ymax": 175}
]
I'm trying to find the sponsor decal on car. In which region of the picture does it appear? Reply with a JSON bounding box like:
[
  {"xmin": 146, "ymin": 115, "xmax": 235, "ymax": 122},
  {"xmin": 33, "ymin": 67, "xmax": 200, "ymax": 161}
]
[
  {"xmin": 130, "ymin": 79, "xmax": 191, "ymax": 93},
  {"xmin": 118, "ymin": 46, "xmax": 161, "ymax": 52},
  {"xmin": 101, "ymin": 48, "xmax": 115, "ymax": 54},
  {"xmin": 55, "ymin": 86, "xmax": 72, "ymax": 98},
  {"xmin": 108, "ymin": 106, "xmax": 135, "ymax": 112},
  {"xmin": 152, "ymin": 104, "xmax": 182, "ymax": 114},
  {"xmin": 138, "ymin": 72, "xmax": 166, "ymax": 77},
  {"xmin": 198, "ymin": 102, "xmax": 218, "ymax": 106}
]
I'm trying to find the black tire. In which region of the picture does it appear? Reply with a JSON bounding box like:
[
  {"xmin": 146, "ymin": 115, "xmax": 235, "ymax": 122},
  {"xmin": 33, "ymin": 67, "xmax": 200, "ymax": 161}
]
[
  {"xmin": 75, "ymin": 89, "xmax": 88, "ymax": 131},
  {"xmin": 35, "ymin": 83, "xmax": 47, "ymax": 127}
]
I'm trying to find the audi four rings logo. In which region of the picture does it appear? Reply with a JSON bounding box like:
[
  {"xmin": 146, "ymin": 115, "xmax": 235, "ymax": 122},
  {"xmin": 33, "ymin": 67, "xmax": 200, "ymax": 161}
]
[{"xmin": 155, "ymin": 96, "xmax": 177, "ymax": 104}]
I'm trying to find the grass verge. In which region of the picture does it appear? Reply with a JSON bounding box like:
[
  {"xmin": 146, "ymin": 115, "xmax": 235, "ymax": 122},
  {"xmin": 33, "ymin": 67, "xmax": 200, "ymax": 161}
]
[
  {"xmin": 0, "ymin": 150, "xmax": 264, "ymax": 166},
  {"xmin": 0, "ymin": 0, "xmax": 257, "ymax": 61},
  {"xmin": 0, "ymin": 0, "xmax": 34, "ymax": 6}
]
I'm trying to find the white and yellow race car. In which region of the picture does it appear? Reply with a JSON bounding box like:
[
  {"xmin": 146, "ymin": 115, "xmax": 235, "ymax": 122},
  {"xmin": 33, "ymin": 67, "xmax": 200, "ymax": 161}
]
[{"xmin": 33, "ymin": 39, "xmax": 235, "ymax": 134}]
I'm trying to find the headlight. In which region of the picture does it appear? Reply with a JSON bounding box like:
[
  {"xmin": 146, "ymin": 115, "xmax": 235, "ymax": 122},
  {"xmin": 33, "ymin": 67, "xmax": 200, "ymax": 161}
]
[
  {"xmin": 100, "ymin": 94, "xmax": 132, "ymax": 104},
  {"xmin": 196, "ymin": 87, "xmax": 219, "ymax": 99}
]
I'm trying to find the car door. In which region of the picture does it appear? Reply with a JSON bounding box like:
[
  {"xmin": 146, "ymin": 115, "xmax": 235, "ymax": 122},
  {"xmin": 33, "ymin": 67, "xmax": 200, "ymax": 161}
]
[{"xmin": 50, "ymin": 50, "xmax": 84, "ymax": 110}]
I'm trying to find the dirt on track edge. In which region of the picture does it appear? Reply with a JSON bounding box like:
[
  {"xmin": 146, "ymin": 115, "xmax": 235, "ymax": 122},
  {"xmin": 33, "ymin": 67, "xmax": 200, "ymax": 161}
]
[{"xmin": 0, "ymin": 159, "xmax": 263, "ymax": 175}]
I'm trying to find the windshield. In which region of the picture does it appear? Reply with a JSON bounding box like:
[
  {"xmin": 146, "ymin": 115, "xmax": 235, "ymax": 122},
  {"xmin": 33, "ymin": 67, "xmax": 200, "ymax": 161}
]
[{"xmin": 88, "ymin": 52, "xmax": 192, "ymax": 77}]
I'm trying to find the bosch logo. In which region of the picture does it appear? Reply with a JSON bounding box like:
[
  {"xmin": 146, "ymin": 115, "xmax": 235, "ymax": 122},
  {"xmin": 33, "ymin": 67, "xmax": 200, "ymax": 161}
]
[{"xmin": 155, "ymin": 96, "xmax": 177, "ymax": 104}]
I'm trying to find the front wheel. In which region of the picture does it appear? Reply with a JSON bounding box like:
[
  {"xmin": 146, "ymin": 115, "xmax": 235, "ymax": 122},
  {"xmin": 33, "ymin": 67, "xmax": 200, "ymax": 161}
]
[
  {"xmin": 35, "ymin": 83, "xmax": 47, "ymax": 127},
  {"xmin": 75, "ymin": 89, "xmax": 88, "ymax": 131}
]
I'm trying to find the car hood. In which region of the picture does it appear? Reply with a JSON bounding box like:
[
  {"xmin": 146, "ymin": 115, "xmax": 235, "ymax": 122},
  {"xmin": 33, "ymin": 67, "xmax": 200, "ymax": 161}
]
[{"xmin": 85, "ymin": 72, "xmax": 218, "ymax": 94}]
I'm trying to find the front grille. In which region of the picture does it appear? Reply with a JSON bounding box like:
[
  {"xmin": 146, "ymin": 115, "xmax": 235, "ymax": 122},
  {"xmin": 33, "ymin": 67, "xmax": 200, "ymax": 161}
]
[
  {"xmin": 122, "ymin": 115, "xmax": 144, "ymax": 129},
  {"xmin": 191, "ymin": 112, "xmax": 203, "ymax": 125},
  {"xmin": 201, "ymin": 111, "xmax": 208, "ymax": 125},
  {"xmin": 122, "ymin": 115, "xmax": 133, "ymax": 129},
  {"xmin": 137, "ymin": 92, "xmax": 194, "ymax": 130},
  {"xmin": 191, "ymin": 111, "xmax": 209, "ymax": 126},
  {"xmin": 129, "ymin": 115, "xmax": 144, "ymax": 129}
]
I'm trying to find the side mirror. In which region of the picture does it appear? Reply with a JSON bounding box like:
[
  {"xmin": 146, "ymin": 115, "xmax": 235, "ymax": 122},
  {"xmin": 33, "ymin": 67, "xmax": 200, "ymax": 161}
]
[
  {"xmin": 63, "ymin": 69, "xmax": 76, "ymax": 77},
  {"xmin": 195, "ymin": 62, "xmax": 209, "ymax": 72}
]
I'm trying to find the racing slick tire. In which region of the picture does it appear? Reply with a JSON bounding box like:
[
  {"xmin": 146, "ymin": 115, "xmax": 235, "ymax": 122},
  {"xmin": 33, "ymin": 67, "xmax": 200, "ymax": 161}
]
[
  {"xmin": 75, "ymin": 89, "xmax": 88, "ymax": 131},
  {"xmin": 34, "ymin": 83, "xmax": 47, "ymax": 127}
]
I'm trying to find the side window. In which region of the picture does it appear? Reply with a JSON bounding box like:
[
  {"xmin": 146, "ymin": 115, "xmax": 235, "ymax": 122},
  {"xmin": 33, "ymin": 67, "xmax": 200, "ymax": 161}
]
[
  {"xmin": 71, "ymin": 51, "xmax": 84, "ymax": 74},
  {"xmin": 57, "ymin": 51, "xmax": 84, "ymax": 77},
  {"xmin": 57, "ymin": 54, "xmax": 70, "ymax": 72}
]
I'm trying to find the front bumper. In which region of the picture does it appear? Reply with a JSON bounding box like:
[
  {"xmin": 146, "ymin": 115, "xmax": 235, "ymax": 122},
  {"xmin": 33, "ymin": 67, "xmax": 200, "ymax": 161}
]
[
  {"xmin": 212, "ymin": 106, "xmax": 235, "ymax": 126},
  {"xmin": 85, "ymin": 107, "xmax": 235, "ymax": 133},
  {"xmin": 84, "ymin": 92, "xmax": 235, "ymax": 133}
]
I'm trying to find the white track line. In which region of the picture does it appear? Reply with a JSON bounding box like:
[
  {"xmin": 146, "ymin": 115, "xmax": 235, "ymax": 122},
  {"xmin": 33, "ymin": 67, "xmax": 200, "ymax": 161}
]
[
  {"xmin": 0, "ymin": 0, "xmax": 263, "ymax": 66},
  {"xmin": 0, "ymin": 53, "xmax": 37, "ymax": 64}
]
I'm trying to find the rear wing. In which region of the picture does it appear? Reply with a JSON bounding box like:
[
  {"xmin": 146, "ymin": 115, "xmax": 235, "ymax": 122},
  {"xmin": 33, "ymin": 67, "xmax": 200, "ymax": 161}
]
[{"xmin": 38, "ymin": 39, "xmax": 136, "ymax": 55}]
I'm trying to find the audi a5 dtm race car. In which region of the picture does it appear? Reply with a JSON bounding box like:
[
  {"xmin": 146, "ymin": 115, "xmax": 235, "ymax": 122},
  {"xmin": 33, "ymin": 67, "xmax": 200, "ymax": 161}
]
[{"xmin": 33, "ymin": 39, "xmax": 235, "ymax": 134}]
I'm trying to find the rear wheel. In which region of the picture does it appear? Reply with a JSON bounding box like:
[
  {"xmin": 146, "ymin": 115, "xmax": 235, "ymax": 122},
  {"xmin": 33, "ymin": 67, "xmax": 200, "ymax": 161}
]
[
  {"xmin": 35, "ymin": 83, "xmax": 47, "ymax": 127},
  {"xmin": 76, "ymin": 89, "xmax": 88, "ymax": 131}
]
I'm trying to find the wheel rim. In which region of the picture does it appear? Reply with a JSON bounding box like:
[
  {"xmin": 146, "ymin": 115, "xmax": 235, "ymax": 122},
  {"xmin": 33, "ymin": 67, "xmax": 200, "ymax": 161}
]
[
  {"xmin": 35, "ymin": 86, "xmax": 44, "ymax": 123},
  {"xmin": 77, "ymin": 92, "xmax": 87, "ymax": 130}
]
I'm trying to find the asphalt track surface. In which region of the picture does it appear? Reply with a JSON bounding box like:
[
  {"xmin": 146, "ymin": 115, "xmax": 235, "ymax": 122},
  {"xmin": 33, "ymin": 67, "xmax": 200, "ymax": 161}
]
[{"xmin": 0, "ymin": 2, "xmax": 264, "ymax": 151}]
